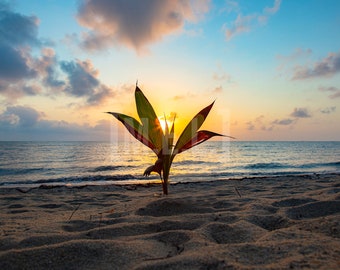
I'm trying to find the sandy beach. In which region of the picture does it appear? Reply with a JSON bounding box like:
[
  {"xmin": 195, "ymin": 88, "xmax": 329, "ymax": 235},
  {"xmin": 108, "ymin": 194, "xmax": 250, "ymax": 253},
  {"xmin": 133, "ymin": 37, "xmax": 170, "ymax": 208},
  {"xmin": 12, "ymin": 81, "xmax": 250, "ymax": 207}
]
[{"xmin": 1, "ymin": 174, "xmax": 339, "ymax": 269}]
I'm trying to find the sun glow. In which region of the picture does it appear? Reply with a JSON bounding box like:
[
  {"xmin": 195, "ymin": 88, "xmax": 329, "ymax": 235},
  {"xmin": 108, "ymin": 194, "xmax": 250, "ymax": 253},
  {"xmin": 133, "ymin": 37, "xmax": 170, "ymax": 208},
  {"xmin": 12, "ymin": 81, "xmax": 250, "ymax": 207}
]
[
  {"xmin": 158, "ymin": 113, "xmax": 176, "ymax": 133},
  {"xmin": 158, "ymin": 117, "xmax": 167, "ymax": 133},
  {"xmin": 158, "ymin": 116, "xmax": 170, "ymax": 133}
]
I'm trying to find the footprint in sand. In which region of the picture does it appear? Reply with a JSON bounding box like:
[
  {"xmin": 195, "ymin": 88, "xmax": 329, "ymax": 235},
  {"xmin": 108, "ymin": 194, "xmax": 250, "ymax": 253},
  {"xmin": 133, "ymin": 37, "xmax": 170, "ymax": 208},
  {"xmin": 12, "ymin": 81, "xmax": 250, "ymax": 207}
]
[
  {"xmin": 286, "ymin": 200, "xmax": 340, "ymax": 220},
  {"xmin": 203, "ymin": 221, "xmax": 266, "ymax": 244},
  {"xmin": 8, "ymin": 203, "xmax": 25, "ymax": 209},
  {"xmin": 146, "ymin": 231, "xmax": 191, "ymax": 257},
  {"xmin": 7, "ymin": 203, "xmax": 29, "ymax": 214},
  {"xmin": 85, "ymin": 219, "xmax": 203, "ymax": 240},
  {"xmin": 246, "ymin": 214, "xmax": 290, "ymax": 231},
  {"xmin": 38, "ymin": 203, "xmax": 64, "ymax": 209},
  {"xmin": 272, "ymin": 198, "xmax": 316, "ymax": 207},
  {"xmin": 62, "ymin": 220, "xmax": 98, "ymax": 232},
  {"xmin": 136, "ymin": 198, "xmax": 213, "ymax": 217},
  {"xmin": 149, "ymin": 231, "xmax": 191, "ymax": 246}
]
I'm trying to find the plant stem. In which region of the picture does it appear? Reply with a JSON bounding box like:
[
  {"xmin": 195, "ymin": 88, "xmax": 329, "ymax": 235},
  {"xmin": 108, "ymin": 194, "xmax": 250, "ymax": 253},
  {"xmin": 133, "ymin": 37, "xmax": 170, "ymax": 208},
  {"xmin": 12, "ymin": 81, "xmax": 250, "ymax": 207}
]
[{"xmin": 162, "ymin": 175, "xmax": 168, "ymax": 195}]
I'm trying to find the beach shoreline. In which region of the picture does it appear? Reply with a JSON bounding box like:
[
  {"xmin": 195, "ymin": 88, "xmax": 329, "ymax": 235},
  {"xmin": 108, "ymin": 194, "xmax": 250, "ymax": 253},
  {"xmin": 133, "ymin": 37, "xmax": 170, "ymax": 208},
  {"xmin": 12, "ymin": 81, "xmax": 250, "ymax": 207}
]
[{"xmin": 1, "ymin": 173, "xmax": 339, "ymax": 269}]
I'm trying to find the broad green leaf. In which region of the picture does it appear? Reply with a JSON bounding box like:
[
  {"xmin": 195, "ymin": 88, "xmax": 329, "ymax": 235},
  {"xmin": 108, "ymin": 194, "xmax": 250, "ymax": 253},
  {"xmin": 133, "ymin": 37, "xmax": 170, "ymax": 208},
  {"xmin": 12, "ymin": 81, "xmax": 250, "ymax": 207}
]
[
  {"xmin": 173, "ymin": 101, "xmax": 215, "ymax": 156},
  {"xmin": 135, "ymin": 87, "xmax": 163, "ymax": 154},
  {"xmin": 107, "ymin": 112, "xmax": 157, "ymax": 154}
]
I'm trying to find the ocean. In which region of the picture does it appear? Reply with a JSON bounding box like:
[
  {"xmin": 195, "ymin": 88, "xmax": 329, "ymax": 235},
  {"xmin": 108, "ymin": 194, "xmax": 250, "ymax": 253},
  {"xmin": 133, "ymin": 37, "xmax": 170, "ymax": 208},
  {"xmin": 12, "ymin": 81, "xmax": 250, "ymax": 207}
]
[{"xmin": 0, "ymin": 141, "xmax": 339, "ymax": 188}]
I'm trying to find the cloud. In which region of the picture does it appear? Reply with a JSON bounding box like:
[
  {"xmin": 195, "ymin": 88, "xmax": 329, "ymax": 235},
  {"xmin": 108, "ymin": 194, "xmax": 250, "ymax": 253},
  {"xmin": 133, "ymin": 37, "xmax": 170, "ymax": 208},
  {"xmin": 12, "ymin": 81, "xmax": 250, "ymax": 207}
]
[
  {"xmin": 0, "ymin": 46, "xmax": 113, "ymax": 105},
  {"xmin": 246, "ymin": 106, "xmax": 317, "ymax": 133},
  {"xmin": 223, "ymin": 0, "xmax": 240, "ymax": 14},
  {"xmin": 0, "ymin": 44, "xmax": 36, "ymax": 81},
  {"xmin": 320, "ymin": 106, "xmax": 336, "ymax": 114},
  {"xmin": 0, "ymin": 105, "xmax": 110, "ymax": 141},
  {"xmin": 319, "ymin": 86, "xmax": 340, "ymax": 99},
  {"xmin": 290, "ymin": 108, "xmax": 311, "ymax": 118},
  {"xmin": 60, "ymin": 59, "xmax": 115, "ymax": 105},
  {"xmin": 76, "ymin": 0, "xmax": 209, "ymax": 52},
  {"xmin": 225, "ymin": 14, "xmax": 256, "ymax": 40},
  {"xmin": 61, "ymin": 60, "xmax": 99, "ymax": 97},
  {"xmin": 0, "ymin": 2, "xmax": 40, "ymax": 71},
  {"xmin": 37, "ymin": 48, "xmax": 65, "ymax": 89},
  {"xmin": 212, "ymin": 86, "xmax": 223, "ymax": 94},
  {"xmin": 292, "ymin": 51, "xmax": 340, "ymax": 80},
  {"xmin": 224, "ymin": 0, "xmax": 281, "ymax": 40},
  {"xmin": 329, "ymin": 92, "xmax": 340, "ymax": 99},
  {"xmin": 278, "ymin": 48, "xmax": 313, "ymax": 61},
  {"xmin": 0, "ymin": 46, "xmax": 114, "ymax": 105},
  {"xmin": 0, "ymin": 105, "xmax": 43, "ymax": 127},
  {"xmin": 276, "ymin": 48, "xmax": 312, "ymax": 72},
  {"xmin": 246, "ymin": 121, "xmax": 255, "ymax": 131},
  {"xmin": 319, "ymin": 86, "xmax": 339, "ymax": 92},
  {"xmin": 246, "ymin": 115, "xmax": 273, "ymax": 131},
  {"xmin": 172, "ymin": 95, "xmax": 185, "ymax": 101},
  {"xmin": 275, "ymin": 48, "xmax": 316, "ymax": 80},
  {"xmin": 264, "ymin": 0, "xmax": 281, "ymax": 14},
  {"xmin": 0, "ymin": 4, "xmax": 113, "ymax": 106},
  {"xmin": 0, "ymin": 2, "xmax": 40, "ymax": 47},
  {"xmin": 212, "ymin": 65, "xmax": 232, "ymax": 82},
  {"xmin": 272, "ymin": 118, "xmax": 295, "ymax": 125},
  {"xmin": 172, "ymin": 92, "xmax": 197, "ymax": 101},
  {"xmin": 0, "ymin": 3, "xmax": 42, "ymax": 98}
]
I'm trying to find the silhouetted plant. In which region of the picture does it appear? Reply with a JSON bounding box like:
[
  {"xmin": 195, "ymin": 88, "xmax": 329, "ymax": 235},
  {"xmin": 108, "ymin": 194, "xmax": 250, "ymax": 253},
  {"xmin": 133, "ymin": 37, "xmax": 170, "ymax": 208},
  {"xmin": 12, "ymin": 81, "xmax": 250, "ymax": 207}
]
[{"xmin": 107, "ymin": 86, "xmax": 233, "ymax": 194}]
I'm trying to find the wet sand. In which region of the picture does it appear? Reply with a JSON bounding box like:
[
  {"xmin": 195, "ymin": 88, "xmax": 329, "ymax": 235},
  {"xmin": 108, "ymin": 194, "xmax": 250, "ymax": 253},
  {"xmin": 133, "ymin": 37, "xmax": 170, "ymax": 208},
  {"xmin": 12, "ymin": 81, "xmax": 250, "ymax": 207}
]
[{"xmin": 1, "ymin": 174, "xmax": 340, "ymax": 269}]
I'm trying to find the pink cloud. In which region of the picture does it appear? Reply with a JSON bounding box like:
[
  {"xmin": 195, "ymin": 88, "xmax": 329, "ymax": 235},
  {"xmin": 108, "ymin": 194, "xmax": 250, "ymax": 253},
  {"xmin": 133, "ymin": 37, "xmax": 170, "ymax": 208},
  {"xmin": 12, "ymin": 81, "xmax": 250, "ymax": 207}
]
[{"xmin": 77, "ymin": 0, "xmax": 209, "ymax": 52}]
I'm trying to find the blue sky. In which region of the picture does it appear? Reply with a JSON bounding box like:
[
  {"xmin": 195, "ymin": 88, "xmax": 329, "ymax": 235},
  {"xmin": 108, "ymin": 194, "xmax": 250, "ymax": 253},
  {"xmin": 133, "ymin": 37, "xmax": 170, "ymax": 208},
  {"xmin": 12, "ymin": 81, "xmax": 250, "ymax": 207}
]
[{"xmin": 0, "ymin": 0, "xmax": 339, "ymax": 141}]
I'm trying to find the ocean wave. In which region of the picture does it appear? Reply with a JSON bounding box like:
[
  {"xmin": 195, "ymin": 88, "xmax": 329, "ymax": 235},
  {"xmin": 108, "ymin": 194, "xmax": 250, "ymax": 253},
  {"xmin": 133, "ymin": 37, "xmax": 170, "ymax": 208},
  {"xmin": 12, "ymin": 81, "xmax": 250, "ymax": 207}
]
[
  {"xmin": 244, "ymin": 162, "xmax": 289, "ymax": 169},
  {"xmin": 297, "ymin": 161, "xmax": 340, "ymax": 169},
  {"xmin": 292, "ymin": 162, "xmax": 340, "ymax": 169},
  {"xmin": 176, "ymin": 160, "xmax": 221, "ymax": 166},
  {"xmin": 89, "ymin": 165, "xmax": 137, "ymax": 172},
  {"xmin": 88, "ymin": 165, "xmax": 123, "ymax": 172},
  {"xmin": 0, "ymin": 174, "xmax": 137, "ymax": 187},
  {"xmin": 243, "ymin": 161, "xmax": 340, "ymax": 170},
  {"xmin": 0, "ymin": 167, "xmax": 47, "ymax": 176}
]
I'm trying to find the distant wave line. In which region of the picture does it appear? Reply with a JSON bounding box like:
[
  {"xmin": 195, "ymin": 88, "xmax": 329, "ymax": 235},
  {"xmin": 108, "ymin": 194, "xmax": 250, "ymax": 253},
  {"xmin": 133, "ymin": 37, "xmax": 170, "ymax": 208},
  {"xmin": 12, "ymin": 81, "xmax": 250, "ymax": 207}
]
[
  {"xmin": 0, "ymin": 174, "xmax": 137, "ymax": 187},
  {"xmin": 241, "ymin": 161, "xmax": 340, "ymax": 170},
  {"xmin": 87, "ymin": 165, "xmax": 136, "ymax": 172}
]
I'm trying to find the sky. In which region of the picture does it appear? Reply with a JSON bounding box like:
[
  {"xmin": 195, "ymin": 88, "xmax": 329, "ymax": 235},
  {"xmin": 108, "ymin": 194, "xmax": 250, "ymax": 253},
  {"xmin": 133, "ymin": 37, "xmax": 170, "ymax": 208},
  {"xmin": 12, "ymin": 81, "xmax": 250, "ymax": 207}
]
[{"xmin": 0, "ymin": 0, "xmax": 339, "ymax": 141}]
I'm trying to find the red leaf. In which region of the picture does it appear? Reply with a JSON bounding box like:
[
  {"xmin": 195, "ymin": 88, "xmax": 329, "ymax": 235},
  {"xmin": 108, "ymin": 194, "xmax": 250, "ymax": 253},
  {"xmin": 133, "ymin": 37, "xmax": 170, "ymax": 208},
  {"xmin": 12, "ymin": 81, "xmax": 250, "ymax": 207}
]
[{"xmin": 177, "ymin": 130, "xmax": 226, "ymax": 154}]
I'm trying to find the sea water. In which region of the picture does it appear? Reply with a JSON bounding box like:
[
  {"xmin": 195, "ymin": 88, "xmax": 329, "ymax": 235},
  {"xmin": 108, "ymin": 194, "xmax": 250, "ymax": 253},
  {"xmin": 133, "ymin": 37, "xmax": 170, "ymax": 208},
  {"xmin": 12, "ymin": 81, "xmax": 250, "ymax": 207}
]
[{"xmin": 0, "ymin": 141, "xmax": 339, "ymax": 188}]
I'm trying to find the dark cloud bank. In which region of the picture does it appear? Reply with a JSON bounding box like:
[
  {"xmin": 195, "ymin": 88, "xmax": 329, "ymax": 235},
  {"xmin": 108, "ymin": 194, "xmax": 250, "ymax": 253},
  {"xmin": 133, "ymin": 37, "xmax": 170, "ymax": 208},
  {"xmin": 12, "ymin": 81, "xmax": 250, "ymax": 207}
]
[
  {"xmin": 0, "ymin": 2, "xmax": 114, "ymax": 106},
  {"xmin": 0, "ymin": 2, "xmax": 117, "ymax": 140},
  {"xmin": 0, "ymin": 105, "xmax": 110, "ymax": 141}
]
